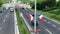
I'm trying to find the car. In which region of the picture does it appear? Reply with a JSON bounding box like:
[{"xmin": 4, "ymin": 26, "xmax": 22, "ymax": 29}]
[
  {"xmin": 3, "ymin": 7, "xmax": 6, "ymax": 10},
  {"xmin": 22, "ymin": 8, "xmax": 24, "ymax": 9},
  {"xmin": 9, "ymin": 7, "xmax": 14, "ymax": 12},
  {"xmin": 21, "ymin": 6, "xmax": 24, "ymax": 9},
  {"xmin": 31, "ymin": 21, "xmax": 38, "ymax": 26},
  {"xmin": 0, "ymin": 10, "xmax": 2, "ymax": 13}
]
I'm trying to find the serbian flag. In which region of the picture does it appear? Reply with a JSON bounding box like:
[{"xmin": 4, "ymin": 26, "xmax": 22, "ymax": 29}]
[
  {"xmin": 28, "ymin": 13, "xmax": 33, "ymax": 21},
  {"xmin": 39, "ymin": 14, "xmax": 44, "ymax": 22}
]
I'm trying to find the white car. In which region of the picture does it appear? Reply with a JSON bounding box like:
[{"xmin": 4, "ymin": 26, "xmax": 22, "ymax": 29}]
[{"xmin": 10, "ymin": 7, "xmax": 14, "ymax": 12}]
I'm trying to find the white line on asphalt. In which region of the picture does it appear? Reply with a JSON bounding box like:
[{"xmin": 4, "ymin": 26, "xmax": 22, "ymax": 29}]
[
  {"xmin": 3, "ymin": 19, "xmax": 5, "ymax": 22},
  {"xmin": 6, "ymin": 15, "xmax": 8, "ymax": 17},
  {"xmin": 48, "ymin": 22, "xmax": 51, "ymax": 24},
  {"xmin": 0, "ymin": 27, "xmax": 1, "ymax": 30},
  {"xmin": 20, "ymin": 12, "xmax": 23, "ymax": 17},
  {"xmin": 44, "ymin": 20, "xmax": 47, "ymax": 21},
  {"xmin": 52, "ymin": 24, "xmax": 56, "ymax": 27},
  {"xmin": 45, "ymin": 28, "xmax": 52, "ymax": 34},
  {"xmin": 8, "ymin": 13, "xmax": 9, "ymax": 15},
  {"xmin": 58, "ymin": 28, "xmax": 60, "ymax": 30},
  {"xmin": 44, "ymin": 16, "xmax": 60, "ymax": 24}
]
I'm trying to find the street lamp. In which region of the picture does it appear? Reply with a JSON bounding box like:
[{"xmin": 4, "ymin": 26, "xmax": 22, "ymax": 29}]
[{"xmin": 34, "ymin": 0, "xmax": 37, "ymax": 34}]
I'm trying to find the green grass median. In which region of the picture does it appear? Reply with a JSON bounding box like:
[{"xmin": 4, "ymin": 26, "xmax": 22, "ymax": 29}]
[{"xmin": 16, "ymin": 10, "xmax": 30, "ymax": 34}]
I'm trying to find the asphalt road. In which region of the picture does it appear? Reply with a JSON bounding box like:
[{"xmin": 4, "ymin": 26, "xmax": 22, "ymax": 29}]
[
  {"xmin": 17, "ymin": 7, "xmax": 60, "ymax": 34},
  {"xmin": 26, "ymin": 8, "xmax": 60, "ymax": 34},
  {"xmin": 0, "ymin": 9, "xmax": 15, "ymax": 34},
  {"xmin": 17, "ymin": 8, "xmax": 49, "ymax": 34}
]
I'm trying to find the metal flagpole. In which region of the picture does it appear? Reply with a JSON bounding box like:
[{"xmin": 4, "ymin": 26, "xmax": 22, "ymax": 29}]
[{"xmin": 34, "ymin": 0, "xmax": 37, "ymax": 34}]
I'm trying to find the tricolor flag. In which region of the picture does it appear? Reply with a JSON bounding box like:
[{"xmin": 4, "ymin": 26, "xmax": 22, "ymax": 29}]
[
  {"xmin": 39, "ymin": 14, "xmax": 44, "ymax": 22},
  {"xmin": 28, "ymin": 13, "xmax": 33, "ymax": 21}
]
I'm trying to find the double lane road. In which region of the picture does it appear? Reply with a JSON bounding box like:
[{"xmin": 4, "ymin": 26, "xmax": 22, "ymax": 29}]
[
  {"xmin": 17, "ymin": 7, "xmax": 60, "ymax": 34},
  {"xmin": 0, "ymin": 9, "xmax": 15, "ymax": 34}
]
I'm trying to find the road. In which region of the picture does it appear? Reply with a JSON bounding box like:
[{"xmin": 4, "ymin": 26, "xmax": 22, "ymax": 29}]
[
  {"xmin": 0, "ymin": 9, "xmax": 15, "ymax": 34},
  {"xmin": 17, "ymin": 7, "xmax": 60, "ymax": 34}
]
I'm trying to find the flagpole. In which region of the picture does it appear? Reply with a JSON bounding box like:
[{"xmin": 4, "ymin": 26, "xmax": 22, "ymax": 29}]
[{"xmin": 34, "ymin": 0, "xmax": 36, "ymax": 34}]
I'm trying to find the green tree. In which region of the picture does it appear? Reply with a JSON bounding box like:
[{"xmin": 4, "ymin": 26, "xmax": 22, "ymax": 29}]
[
  {"xmin": 46, "ymin": 0, "xmax": 56, "ymax": 7},
  {"xmin": 0, "ymin": 0, "xmax": 3, "ymax": 7},
  {"xmin": 56, "ymin": 1, "xmax": 60, "ymax": 7}
]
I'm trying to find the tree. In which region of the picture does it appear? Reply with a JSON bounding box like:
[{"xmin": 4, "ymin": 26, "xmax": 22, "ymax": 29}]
[
  {"xmin": 0, "ymin": 0, "xmax": 3, "ymax": 7},
  {"xmin": 56, "ymin": 1, "xmax": 60, "ymax": 7},
  {"xmin": 32, "ymin": 2, "xmax": 46, "ymax": 10},
  {"xmin": 46, "ymin": 0, "xmax": 56, "ymax": 7}
]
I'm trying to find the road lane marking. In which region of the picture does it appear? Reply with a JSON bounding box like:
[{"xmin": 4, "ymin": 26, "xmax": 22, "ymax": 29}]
[
  {"xmin": 44, "ymin": 16, "xmax": 60, "ymax": 24},
  {"xmin": 58, "ymin": 28, "xmax": 60, "ymax": 30},
  {"xmin": 0, "ymin": 27, "xmax": 1, "ymax": 30},
  {"xmin": 48, "ymin": 22, "xmax": 51, "ymax": 24},
  {"xmin": 6, "ymin": 15, "xmax": 8, "ymax": 17},
  {"xmin": 3, "ymin": 19, "xmax": 5, "ymax": 22},
  {"xmin": 44, "ymin": 20, "xmax": 46, "ymax": 21},
  {"xmin": 8, "ymin": 13, "xmax": 9, "ymax": 15},
  {"xmin": 52, "ymin": 24, "xmax": 56, "ymax": 27},
  {"xmin": 45, "ymin": 29, "xmax": 52, "ymax": 34}
]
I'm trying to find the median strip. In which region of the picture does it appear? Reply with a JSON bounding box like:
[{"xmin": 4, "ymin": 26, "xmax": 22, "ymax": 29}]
[{"xmin": 15, "ymin": 9, "xmax": 30, "ymax": 34}]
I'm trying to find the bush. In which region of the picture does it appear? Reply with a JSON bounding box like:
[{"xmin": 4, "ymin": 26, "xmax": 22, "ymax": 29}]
[
  {"xmin": 56, "ymin": 1, "xmax": 60, "ymax": 7},
  {"xmin": 32, "ymin": 3, "xmax": 46, "ymax": 10},
  {"xmin": 42, "ymin": 7, "xmax": 58, "ymax": 11},
  {"xmin": 0, "ymin": 0, "xmax": 3, "ymax": 7}
]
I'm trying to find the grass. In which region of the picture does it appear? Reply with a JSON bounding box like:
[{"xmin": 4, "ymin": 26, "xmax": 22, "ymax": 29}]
[
  {"xmin": 31, "ymin": 9, "xmax": 60, "ymax": 22},
  {"xmin": 16, "ymin": 10, "xmax": 30, "ymax": 34}
]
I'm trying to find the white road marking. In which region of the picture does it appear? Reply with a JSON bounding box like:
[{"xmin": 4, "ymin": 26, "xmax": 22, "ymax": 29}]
[
  {"xmin": 44, "ymin": 16, "xmax": 60, "ymax": 24},
  {"xmin": 58, "ymin": 28, "xmax": 60, "ymax": 30},
  {"xmin": 3, "ymin": 19, "xmax": 5, "ymax": 22},
  {"xmin": 45, "ymin": 29, "xmax": 52, "ymax": 34},
  {"xmin": 20, "ymin": 12, "xmax": 23, "ymax": 17},
  {"xmin": 8, "ymin": 13, "xmax": 9, "ymax": 15},
  {"xmin": 6, "ymin": 15, "xmax": 8, "ymax": 17},
  {"xmin": 44, "ymin": 20, "xmax": 46, "ymax": 21},
  {"xmin": 0, "ymin": 27, "xmax": 1, "ymax": 30},
  {"xmin": 52, "ymin": 24, "xmax": 56, "ymax": 27},
  {"xmin": 48, "ymin": 22, "xmax": 51, "ymax": 24}
]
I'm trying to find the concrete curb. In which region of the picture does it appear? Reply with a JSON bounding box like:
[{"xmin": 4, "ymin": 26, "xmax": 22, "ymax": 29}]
[
  {"xmin": 19, "ymin": 11, "xmax": 34, "ymax": 34},
  {"xmin": 14, "ymin": 11, "xmax": 19, "ymax": 34}
]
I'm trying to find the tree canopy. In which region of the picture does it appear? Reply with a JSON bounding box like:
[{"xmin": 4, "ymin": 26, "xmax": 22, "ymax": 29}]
[{"xmin": 0, "ymin": 0, "xmax": 4, "ymax": 7}]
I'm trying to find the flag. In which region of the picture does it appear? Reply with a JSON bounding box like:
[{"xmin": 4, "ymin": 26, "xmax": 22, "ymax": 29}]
[
  {"xmin": 39, "ymin": 14, "xmax": 44, "ymax": 22},
  {"xmin": 28, "ymin": 13, "xmax": 33, "ymax": 21}
]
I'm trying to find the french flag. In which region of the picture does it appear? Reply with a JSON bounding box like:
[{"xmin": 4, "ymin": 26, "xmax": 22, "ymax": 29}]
[
  {"xmin": 39, "ymin": 14, "xmax": 44, "ymax": 22},
  {"xmin": 28, "ymin": 13, "xmax": 33, "ymax": 21}
]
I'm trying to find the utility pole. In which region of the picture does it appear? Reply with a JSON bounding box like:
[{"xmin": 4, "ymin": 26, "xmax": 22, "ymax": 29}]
[{"xmin": 34, "ymin": 0, "xmax": 37, "ymax": 34}]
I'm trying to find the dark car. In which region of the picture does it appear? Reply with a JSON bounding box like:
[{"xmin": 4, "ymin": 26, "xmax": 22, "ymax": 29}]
[
  {"xmin": 0, "ymin": 10, "xmax": 2, "ymax": 13},
  {"xmin": 31, "ymin": 21, "xmax": 38, "ymax": 26}
]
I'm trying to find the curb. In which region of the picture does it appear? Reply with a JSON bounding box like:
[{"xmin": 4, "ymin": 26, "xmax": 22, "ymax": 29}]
[
  {"xmin": 19, "ymin": 11, "xmax": 34, "ymax": 34},
  {"xmin": 14, "ymin": 10, "xmax": 19, "ymax": 34}
]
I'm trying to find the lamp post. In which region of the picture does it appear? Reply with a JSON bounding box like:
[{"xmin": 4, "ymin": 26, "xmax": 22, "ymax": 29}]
[{"xmin": 34, "ymin": 0, "xmax": 37, "ymax": 34}]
